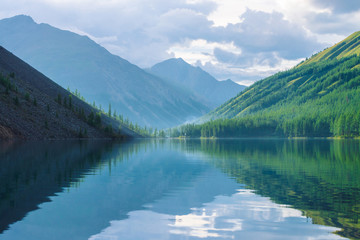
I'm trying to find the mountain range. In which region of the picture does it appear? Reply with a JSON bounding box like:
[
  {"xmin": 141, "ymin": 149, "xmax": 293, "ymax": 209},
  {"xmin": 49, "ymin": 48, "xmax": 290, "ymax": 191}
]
[
  {"xmin": 0, "ymin": 15, "xmax": 244, "ymax": 129},
  {"xmin": 3, "ymin": 14, "xmax": 357, "ymax": 139}
]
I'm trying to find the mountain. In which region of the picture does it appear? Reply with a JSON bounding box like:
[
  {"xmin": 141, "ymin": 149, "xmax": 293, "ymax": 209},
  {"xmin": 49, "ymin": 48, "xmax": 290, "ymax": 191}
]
[
  {"xmin": 0, "ymin": 15, "xmax": 210, "ymax": 129},
  {"xmin": 0, "ymin": 46, "xmax": 139, "ymax": 139},
  {"xmin": 149, "ymin": 58, "xmax": 245, "ymax": 108},
  {"xmin": 175, "ymin": 31, "xmax": 360, "ymax": 138},
  {"xmin": 299, "ymin": 31, "xmax": 360, "ymax": 66}
]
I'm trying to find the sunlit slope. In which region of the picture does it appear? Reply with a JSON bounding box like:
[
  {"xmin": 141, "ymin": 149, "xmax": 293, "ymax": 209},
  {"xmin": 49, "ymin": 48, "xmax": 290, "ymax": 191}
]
[
  {"xmin": 206, "ymin": 31, "xmax": 360, "ymax": 123},
  {"xmin": 299, "ymin": 31, "xmax": 360, "ymax": 66}
]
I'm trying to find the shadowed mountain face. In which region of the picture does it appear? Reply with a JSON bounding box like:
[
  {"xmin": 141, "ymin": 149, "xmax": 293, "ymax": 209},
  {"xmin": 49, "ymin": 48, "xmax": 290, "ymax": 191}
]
[
  {"xmin": 149, "ymin": 58, "xmax": 245, "ymax": 108},
  {"xmin": 0, "ymin": 15, "xmax": 210, "ymax": 129},
  {"xmin": 0, "ymin": 46, "xmax": 138, "ymax": 139}
]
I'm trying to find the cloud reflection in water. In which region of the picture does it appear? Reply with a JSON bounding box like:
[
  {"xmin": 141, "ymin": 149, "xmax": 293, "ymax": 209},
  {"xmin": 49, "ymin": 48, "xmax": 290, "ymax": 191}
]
[{"xmin": 90, "ymin": 189, "xmax": 344, "ymax": 240}]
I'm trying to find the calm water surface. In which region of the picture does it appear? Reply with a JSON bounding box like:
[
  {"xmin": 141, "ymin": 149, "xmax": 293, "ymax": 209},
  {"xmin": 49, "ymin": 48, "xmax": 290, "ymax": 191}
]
[{"xmin": 0, "ymin": 139, "xmax": 359, "ymax": 239}]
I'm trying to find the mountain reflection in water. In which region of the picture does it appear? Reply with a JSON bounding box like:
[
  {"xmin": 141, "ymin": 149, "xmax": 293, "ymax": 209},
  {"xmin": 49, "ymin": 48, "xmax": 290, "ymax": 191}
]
[{"xmin": 0, "ymin": 139, "xmax": 358, "ymax": 239}]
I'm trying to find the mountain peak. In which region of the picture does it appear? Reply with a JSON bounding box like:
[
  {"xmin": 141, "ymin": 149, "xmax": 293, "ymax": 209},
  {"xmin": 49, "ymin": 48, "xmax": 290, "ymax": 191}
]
[
  {"xmin": 4, "ymin": 15, "xmax": 35, "ymax": 24},
  {"xmin": 222, "ymin": 79, "xmax": 240, "ymax": 86},
  {"xmin": 165, "ymin": 57, "xmax": 188, "ymax": 65},
  {"xmin": 151, "ymin": 57, "xmax": 192, "ymax": 71},
  {"xmin": 149, "ymin": 57, "xmax": 245, "ymax": 108}
]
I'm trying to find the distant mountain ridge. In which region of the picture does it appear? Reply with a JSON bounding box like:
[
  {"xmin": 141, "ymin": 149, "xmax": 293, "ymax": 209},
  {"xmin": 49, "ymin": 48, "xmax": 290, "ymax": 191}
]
[
  {"xmin": 0, "ymin": 15, "xmax": 210, "ymax": 129},
  {"xmin": 0, "ymin": 46, "xmax": 139, "ymax": 139},
  {"xmin": 149, "ymin": 58, "xmax": 245, "ymax": 108}
]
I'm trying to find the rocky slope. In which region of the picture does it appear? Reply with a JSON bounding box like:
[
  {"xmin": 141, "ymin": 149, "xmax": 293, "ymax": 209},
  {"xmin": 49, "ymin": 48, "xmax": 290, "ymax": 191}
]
[{"xmin": 0, "ymin": 46, "xmax": 139, "ymax": 139}]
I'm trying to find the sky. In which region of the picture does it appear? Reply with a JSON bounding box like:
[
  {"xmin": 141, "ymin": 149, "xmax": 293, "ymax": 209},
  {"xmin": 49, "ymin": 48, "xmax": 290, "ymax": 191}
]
[{"xmin": 1, "ymin": 0, "xmax": 360, "ymax": 86}]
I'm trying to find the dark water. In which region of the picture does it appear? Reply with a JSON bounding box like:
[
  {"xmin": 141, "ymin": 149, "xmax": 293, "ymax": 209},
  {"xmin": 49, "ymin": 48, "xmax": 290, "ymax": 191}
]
[{"xmin": 0, "ymin": 139, "xmax": 359, "ymax": 240}]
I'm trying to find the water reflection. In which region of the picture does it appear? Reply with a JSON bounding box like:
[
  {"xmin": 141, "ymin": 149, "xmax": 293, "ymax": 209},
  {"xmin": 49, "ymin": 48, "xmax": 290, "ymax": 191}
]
[
  {"xmin": 194, "ymin": 139, "xmax": 360, "ymax": 239},
  {"xmin": 0, "ymin": 139, "xmax": 359, "ymax": 239},
  {"xmin": 0, "ymin": 140, "xmax": 118, "ymax": 233},
  {"xmin": 91, "ymin": 188, "xmax": 344, "ymax": 240}
]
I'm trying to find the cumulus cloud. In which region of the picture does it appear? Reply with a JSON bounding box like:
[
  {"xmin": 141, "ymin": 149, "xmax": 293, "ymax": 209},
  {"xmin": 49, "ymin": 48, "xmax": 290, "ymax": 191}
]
[
  {"xmin": 305, "ymin": 11, "xmax": 360, "ymax": 35},
  {"xmin": 183, "ymin": 9, "xmax": 324, "ymax": 84},
  {"xmin": 167, "ymin": 9, "xmax": 324, "ymax": 84},
  {"xmin": 148, "ymin": 8, "xmax": 213, "ymax": 42},
  {"xmin": 215, "ymin": 10, "xmax": 324, "ymax": 59}
]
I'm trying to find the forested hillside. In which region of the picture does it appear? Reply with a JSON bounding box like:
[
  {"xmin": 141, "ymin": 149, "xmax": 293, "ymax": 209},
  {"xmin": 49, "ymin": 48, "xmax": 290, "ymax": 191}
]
[{"xmin": 172, "ymin": 32, "xmax": 360, "ymax": 138}]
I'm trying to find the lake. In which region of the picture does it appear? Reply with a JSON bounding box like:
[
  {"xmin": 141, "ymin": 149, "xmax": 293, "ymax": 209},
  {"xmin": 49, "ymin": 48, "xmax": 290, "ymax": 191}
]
[{"xmin": 0, "ymin": 139, "xmax": 359, "ymax": 239}]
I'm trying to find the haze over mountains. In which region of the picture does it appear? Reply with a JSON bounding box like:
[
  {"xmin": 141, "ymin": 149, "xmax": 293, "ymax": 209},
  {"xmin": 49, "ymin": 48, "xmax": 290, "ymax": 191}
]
[
  {"xmin": 0, "ymin": 15, "xmax": 244, "ymax": 129},
  {"xmin": 149, "ymin": 58, "xmax": 245, "ymax": 108}
]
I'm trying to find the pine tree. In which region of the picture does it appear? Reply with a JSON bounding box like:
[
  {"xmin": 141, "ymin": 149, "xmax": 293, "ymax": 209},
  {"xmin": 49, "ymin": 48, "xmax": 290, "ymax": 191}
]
[{"xmin": 108, "ymin": 103, "xmax": 112, "ymax": 117}]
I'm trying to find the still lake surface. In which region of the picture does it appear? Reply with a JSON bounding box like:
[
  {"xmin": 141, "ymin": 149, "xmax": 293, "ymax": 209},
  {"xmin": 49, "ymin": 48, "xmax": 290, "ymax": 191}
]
[{"xmin": 0, "ymin": 139, "xmax": 359, "ymax": 240}]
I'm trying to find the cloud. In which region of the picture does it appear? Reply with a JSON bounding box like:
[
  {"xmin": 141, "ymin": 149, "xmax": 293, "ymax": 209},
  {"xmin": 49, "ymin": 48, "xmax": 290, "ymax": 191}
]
[
  {"xmin": 181, "ymin": 9, "xmax": 324, "ymax": 85},
  {"xmin": 311, "ymin": 0, "xmax": 360, "ymax": 14},
  {"xmin": 167, "ymin": 9, "xmax": 324, "ymax": 82},
  {"xmin": 195, "ymin": 60, "xmax": 282, "ymax": 86},
  {"xmin": 213, "ymin": 48, "xmax": 281, "ymax": 68},
  {"xmin": 305, "ymin": 11, "xmax": 360, "ymax": 35},
  {"xmin": 301, "ymin": 0, "xmax": 360, "ymax": 37},
  {"xmin": 148, "ymin": 8, "xmax": 213, "ymax": 42},
  {"xmin": 219, "ymin": 10, "xmax": 324, "ymax": 60}
]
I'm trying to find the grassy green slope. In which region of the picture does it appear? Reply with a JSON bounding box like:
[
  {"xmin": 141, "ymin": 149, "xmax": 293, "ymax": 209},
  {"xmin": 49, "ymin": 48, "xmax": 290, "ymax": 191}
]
[
  {"xmin": 180, "ymin": 32, "xmax": 360, "ymax": 138},
  {"xmin": 299, "ymin": 31, "xmax": 360, "ymax": 66},
  {"xmin": 210, "ymin": 55, "xmax": 360, "ymax": 120}
]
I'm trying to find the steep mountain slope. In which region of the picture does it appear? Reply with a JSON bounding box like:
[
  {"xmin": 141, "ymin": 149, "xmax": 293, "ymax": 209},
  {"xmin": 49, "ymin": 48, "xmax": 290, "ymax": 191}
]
[
  {"xmin": 177, "ymin": 31, "xmax": 360, "ymax": 138},
  {"xmin": 0, "ymin": 15, "xmax": 209, "ymax": 129},
  {"xmin": 149, "ymin": 58, "xmax": 245, "ymax": 108},
  {"xmin": 0, "ymin": 46, "xmax": 139, "ymax": 139},
  {"xmin": 299, "ymin": 31, "xmax": 360, "ymax": 66}
]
